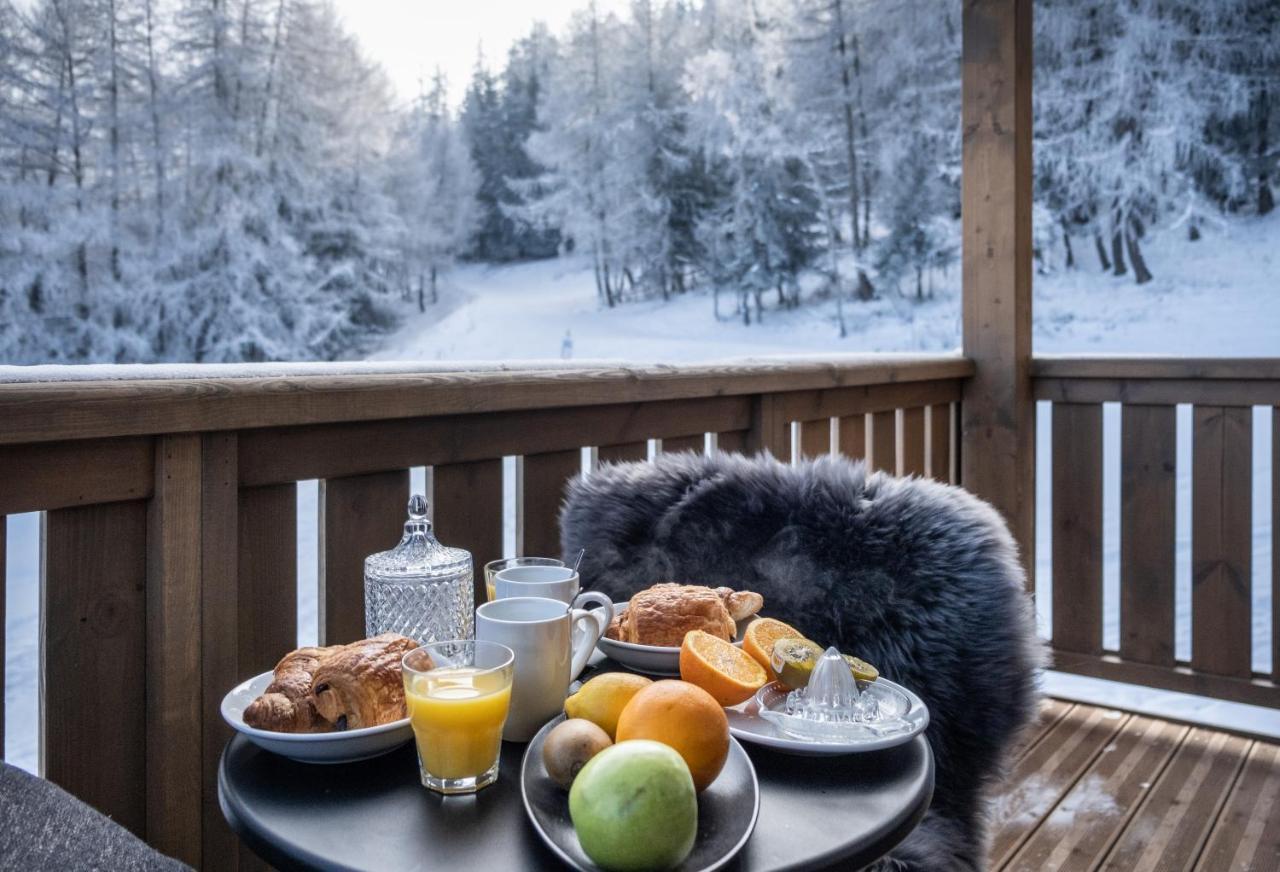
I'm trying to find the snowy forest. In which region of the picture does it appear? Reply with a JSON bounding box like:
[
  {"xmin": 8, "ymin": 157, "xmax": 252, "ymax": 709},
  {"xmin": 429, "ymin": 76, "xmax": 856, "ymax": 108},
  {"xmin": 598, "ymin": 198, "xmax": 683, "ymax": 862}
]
[{"xmin": 0, "ymin": 0, "xmax": 1276, "ymax": 363}]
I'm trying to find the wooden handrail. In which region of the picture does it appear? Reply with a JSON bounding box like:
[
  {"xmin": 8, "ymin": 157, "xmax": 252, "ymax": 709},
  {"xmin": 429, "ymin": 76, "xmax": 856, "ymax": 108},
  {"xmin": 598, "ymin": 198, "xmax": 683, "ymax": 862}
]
[
  {"xmin": 0, "ymin": 354, "xmax": 974, "ymax": 445},
  {"xmin": 1033, "ymin": 355, "xmax": 1280, "ymax": 380},
  {"xmin": 1032, "ymin": 356, "xmax": 1280, "ymax": 405}
]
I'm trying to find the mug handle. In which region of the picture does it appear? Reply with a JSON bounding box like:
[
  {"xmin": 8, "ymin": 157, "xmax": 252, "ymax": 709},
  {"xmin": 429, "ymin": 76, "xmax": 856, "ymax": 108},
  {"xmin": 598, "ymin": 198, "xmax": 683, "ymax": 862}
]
[{"xmin": 568, "ymin": 591, "xmax": 614, "ymax": 680}]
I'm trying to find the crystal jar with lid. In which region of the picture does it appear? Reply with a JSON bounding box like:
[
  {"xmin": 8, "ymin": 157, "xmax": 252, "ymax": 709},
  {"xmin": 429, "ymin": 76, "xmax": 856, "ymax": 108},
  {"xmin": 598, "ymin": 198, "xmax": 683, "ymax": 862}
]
[{"xmin": 363, "ymin": 494, "xmax": 474, "ymax": 644}]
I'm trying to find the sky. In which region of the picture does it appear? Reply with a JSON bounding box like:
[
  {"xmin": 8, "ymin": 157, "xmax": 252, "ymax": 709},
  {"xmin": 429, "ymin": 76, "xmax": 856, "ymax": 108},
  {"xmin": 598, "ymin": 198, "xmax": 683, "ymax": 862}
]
[{"xmin": 330, "ymin": 0, "xmax": 629, "ymax": 106}]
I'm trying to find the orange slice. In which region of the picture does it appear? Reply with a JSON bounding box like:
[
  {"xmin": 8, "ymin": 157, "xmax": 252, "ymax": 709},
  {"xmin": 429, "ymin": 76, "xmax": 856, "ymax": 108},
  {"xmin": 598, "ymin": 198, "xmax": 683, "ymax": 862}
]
[
  {"xmin": 741, "ymin": 617, "xmax": 808, "ymax": 680},
  {"xmin": 679, "ymin": 630, "xmax": 767, "ymax": 706}
]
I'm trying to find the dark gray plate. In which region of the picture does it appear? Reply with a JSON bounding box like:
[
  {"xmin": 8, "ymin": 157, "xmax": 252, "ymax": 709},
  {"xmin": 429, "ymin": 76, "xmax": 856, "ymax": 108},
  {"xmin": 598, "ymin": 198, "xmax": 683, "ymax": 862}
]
[{"xmin": 520, "ymin": 715, "xmax": 760, "ymax": 872}]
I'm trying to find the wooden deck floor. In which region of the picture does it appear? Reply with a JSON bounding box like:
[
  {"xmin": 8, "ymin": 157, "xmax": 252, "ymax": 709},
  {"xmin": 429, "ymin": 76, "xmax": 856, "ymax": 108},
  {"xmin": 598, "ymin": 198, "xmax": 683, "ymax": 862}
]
[{"xmin": 989, "ymin": 700, "xmax": 1280, "ymax": 871}]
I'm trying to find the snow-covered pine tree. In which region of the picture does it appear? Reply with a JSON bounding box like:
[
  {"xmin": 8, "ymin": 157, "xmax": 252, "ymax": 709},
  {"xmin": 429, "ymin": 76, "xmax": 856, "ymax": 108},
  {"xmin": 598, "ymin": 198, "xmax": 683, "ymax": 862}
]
[
  {"xmin": 389, "ymin": 69, "xmax": 480, "ymax": 313},
  {"xmin": 683, "ymin": 1, "xmax": 825, "ymax": 324},
  {"xmin": 498, "ymin": 23, "xmax": 561, "ymax": 259}
]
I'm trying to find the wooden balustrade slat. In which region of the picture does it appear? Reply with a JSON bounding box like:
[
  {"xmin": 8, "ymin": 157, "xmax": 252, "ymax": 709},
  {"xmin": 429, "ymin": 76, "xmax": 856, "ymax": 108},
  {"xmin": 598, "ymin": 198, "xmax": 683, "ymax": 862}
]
[
  {"xmin": 1120, "ymin": 405, "xmax": 1177, "ymax": 667},
  {"xmin": 838, "ymin": 414, "xmax": 867, "ymax": 461},
  {"xmin": 870, "ymin": 410, "xmax": 896, "ymax": 473},
  {"xmin": 1051, "ymin": 403, "xmax": 1104, "ymax": 656},
  {"xmin": 43, "ymin": 500, "xmax": 148, "ymax": 836},
  {"xmin": 1274, "ymin": 407, "xmax": 1279, "ymax": 683},
  {"xmin": 239, "ymin": 397, "xmax": 748, "ymax": 487},
  {"xmin": 145, "ymin": 435, "xmax": 203, "ymax": 863},
  {"xmin": 799, "ymin": 419, "xmax": 832, "ymax": 459},
  {"xmin": 237, "ymin": 484, "xmax": 297, "ymax": 677},
  {"xmin": 0, "ymin": 437, "xmax": 153, "ymax": 515},
  {"xmin": 901, "ymin": 408, "xmax": 926, "ymax": 476},
  {"xmin": 1191, "ymin": 406, "xmax": 1253, "ymax": 678},
  {"xmin": 660, "ymin": 435, "xmax": 704, "ymax": 455},
  {"xmin": 928, "ymin": 404, "xmax": 951, "ymax": 482},
  {"xmin": 748, "ymin": 395, "xmax": 791, "ymax": 458},
  {"xmin": 522, "ymin": 451, "xmax": 582, "ymax": 559},
  {"xmin": 598, "ymin": 442, "xmax": 647, "ymax": 464},
  {"xmin": 433, "ymin": 460, "xmax": 504, "ymax": 607},
  {"xmin": 320, "ymin": 471, "xmax": 409, "ymax": 644},
  {"xmin": 715, "ymin": 431, "xmax": 747, "ymax": 455},
  {"xmin": 199, "ymin": 433, "xmax": 242, "ymax": 870}
]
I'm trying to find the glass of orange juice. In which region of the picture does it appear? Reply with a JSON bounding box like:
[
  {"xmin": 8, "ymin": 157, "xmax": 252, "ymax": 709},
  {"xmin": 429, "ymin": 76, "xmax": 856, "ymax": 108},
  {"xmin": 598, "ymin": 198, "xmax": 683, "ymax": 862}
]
[
  {"xmin": 402, "ymin": 640, "xmax": 515, "ymax": 794},
  {"xmin": 483, "ymin": 556, "xmax": 563, "ymax": 602}
]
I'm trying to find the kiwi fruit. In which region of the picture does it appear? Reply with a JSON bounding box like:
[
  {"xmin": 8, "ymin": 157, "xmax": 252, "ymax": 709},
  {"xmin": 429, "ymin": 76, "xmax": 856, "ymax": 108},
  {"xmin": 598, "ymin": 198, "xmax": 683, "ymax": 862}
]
[{"xmin": 542, "ymin": 718, "xmax": 612, "ymax": 789}]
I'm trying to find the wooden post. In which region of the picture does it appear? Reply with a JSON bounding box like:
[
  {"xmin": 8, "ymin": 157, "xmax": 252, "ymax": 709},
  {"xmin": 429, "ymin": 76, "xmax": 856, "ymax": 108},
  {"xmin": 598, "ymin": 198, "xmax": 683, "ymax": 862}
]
[{"xmin": 961, "ymin": 0, "xmax": 1035, "ymax": 581}]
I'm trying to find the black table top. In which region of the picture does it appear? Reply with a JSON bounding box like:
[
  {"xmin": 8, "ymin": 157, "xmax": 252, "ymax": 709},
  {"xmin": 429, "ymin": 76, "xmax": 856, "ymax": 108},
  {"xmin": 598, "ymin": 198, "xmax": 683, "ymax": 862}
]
[{"xmin": 219, "ymin": 725, "xmax": 933, "ymax": 872}]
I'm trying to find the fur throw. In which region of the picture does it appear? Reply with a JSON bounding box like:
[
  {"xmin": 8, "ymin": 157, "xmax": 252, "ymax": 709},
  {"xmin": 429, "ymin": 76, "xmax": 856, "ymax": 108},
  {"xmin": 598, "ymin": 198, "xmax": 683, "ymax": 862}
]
[{"xmin": 560, "ymin": 451, "xmax": 1045, "ymax": 871}]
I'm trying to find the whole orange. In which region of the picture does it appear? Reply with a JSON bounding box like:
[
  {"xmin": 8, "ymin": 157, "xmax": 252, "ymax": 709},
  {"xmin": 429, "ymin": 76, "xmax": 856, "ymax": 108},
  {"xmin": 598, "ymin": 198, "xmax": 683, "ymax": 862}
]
[{"xmin": 615, "ymin": 680, "xmax": 730, "ymax": 792}]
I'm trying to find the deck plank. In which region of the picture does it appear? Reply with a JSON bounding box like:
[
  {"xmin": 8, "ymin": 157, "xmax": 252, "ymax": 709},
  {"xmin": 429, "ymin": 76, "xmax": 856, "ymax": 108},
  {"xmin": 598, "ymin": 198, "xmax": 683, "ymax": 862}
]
[
  {"xmin": 989, "ymin": 704, "xmax": 1131, "ymax": 867},
  {"xmin": 1013, "ymin": 698, "xmax": 1075, "ymax": 760},
  {"xmin": 1003, "ymin": 716, "xmax": 1188, "ymax": 871},
  {"xmin": 1193, "ymin": 740, "xmax": 1280, "ymax": 872},
  {"xmin": 1099, "ymin": 727, "xmax": 1251, "ymax": 871}
]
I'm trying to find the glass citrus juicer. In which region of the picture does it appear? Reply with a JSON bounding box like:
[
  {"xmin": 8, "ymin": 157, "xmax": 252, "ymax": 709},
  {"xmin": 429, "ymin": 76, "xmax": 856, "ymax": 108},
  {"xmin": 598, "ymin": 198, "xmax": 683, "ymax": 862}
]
[{"xmin": 755, "ymin": 646, "xmax": 915, "ymax": 742}]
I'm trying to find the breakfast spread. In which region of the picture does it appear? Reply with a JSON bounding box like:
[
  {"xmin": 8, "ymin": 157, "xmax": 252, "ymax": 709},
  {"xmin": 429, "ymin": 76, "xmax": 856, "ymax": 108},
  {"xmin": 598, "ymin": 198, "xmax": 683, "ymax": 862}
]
[
  {"xmin": 605, "ymin": 582, "xmax": 764, "ymax": 646},
  {"xmin": 243, "ymin": 633, "xmax": 419, "ymax": 732},
  {"xmin": 221, "ymin": 552, "xmax": 916, "ymax": 872}
]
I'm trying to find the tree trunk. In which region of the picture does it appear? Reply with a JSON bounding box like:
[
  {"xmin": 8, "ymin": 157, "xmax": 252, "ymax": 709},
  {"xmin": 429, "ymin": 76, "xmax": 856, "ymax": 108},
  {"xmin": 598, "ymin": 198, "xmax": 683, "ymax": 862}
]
[
  {"xmin": 144, "ymin": 0, "xmax": 166, "ymax": 240},
  {"xmin": 1093, "ymin": 233, "xmax": 1110, "ymax": 271},
  {"xmin": 417, "ymin": 273, "xmax": 425, "ymax": 313},
  {"xmin": 107, "ymin": 0, "xmax": 122, "ymax": 282},
  {"xmin": 1060, "ymin": 217, "xmax": 1074, "ymax": 268},
  {"xmin": 856, "ymin": 270, "xmax": 874, "ymax": 301},
  {"xmin": 1259, "ymin": 86, "xmax": 1274, "ymax": 215},
  {"xmin": 431, "ymin": 266, "xmax": 439, "ymax": 305},
  {"xmin": 1125, "ymin": 225, "xmax": 1153, "ymax": 284},
  {"xmin": 1110, "ymin": 227, "xmax": 1127, "ymax": 277},
  {"xmin": 916, "ymin": 267, "xmax": 923, "ymax": 300},
  {"xmin": 832, "ymin": 0, "xmax": 861, "ymax": 252}
]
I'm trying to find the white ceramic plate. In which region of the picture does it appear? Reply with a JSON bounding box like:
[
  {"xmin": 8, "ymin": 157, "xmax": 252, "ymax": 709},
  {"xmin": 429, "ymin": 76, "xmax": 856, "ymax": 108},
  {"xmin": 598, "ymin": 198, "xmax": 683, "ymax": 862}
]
[
  {"xmin": 592, "ymin": 601, "xmax": 755, "ymax": 676},
  {"xmin": 221, "ymin": 671, "xmax": 413, "ymax": 764},
  {"xmin": 725, "ymin": 677, "xmax": 929, "ymax": 756}
]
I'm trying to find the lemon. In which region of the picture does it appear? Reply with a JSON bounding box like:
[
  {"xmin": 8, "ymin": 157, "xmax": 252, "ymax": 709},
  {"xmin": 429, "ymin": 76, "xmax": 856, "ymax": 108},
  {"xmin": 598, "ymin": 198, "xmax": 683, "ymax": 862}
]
[{"xmin": 565, "ymin": 673, "xmax": 654, "ymax": 739}]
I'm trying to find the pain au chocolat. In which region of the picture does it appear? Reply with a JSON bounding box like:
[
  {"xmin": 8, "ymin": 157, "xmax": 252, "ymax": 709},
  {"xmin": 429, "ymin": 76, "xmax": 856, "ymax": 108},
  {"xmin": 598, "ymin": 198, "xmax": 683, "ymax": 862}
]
[{"xmin": 606, "ymin": 583, "xmax": 764, "ymax": 647}]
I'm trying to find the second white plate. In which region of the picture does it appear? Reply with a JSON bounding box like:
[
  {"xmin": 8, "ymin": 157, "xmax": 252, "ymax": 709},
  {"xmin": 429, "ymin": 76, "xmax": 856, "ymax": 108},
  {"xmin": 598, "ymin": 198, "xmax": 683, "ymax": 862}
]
[
  {"xmin": 725, "ymin": 677, "xmax": 929, "ymax": 756},
  {"xmin": 593, "ymin": 601, "xmax": 753, "ymax": 676}
]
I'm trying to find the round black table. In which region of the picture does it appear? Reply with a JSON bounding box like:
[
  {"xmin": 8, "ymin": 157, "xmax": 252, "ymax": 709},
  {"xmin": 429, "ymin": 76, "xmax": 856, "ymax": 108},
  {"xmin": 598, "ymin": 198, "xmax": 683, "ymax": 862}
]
[{"xmin": 219, "ymin": 725, "xmax": 932, "ymax": 872}]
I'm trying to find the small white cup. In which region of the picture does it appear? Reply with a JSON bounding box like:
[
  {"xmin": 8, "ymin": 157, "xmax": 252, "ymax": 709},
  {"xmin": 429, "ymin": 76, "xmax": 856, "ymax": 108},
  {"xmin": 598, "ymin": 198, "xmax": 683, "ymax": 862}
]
[
  {"xmin": 493, "ymin": 565, "xmax": 582, "ymax": 604},
  {"xmin": 475, "ymin": 595, "xmax": 614, "ymax": 742}
]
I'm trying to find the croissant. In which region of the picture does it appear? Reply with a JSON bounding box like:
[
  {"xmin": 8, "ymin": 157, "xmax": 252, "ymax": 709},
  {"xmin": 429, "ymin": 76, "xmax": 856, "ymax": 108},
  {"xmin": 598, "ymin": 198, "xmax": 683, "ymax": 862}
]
[
  {"xmin": 244, "ymin": 646, "xmax": 334, "ymax": 733},
  {"xmin": 312, "ymin": 633, "xmax": 419, "ymax": 730},
  {"xmin": 609, "ymin": 583, "xmax": 754, "ymax": 647}
]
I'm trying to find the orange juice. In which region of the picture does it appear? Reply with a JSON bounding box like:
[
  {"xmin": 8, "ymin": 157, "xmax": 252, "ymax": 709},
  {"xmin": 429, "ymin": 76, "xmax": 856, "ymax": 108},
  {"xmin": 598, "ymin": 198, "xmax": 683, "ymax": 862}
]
[{"xmin": 406, "ymin": 666, "xmax": 512, "ymax": 780}]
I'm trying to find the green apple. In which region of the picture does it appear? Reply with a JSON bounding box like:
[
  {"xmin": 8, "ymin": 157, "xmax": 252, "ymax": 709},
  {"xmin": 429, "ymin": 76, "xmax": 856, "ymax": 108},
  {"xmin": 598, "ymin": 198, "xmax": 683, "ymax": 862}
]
[{"xmin": 568, "ymin": 740, "xmax": 698, "ymax": 871}]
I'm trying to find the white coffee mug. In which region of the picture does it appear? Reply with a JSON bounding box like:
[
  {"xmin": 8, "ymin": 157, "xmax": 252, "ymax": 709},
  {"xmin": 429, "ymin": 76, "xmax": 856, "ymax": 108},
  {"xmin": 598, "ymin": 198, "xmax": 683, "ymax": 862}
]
[
  {"xmin": 493, "ymin": 565, "xmax": 582, "ymax": 604},
  {"xmin": 475, "ymin": 594, "xmax": 614, "ymax": 742}
]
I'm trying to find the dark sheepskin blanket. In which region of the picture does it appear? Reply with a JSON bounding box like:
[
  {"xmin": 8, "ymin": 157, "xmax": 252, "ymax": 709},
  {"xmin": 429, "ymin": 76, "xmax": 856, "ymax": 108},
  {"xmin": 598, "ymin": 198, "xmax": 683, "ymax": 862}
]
[{"xmin": 560, "ymin": 451, "xmax": 1044, "ymax": 871}]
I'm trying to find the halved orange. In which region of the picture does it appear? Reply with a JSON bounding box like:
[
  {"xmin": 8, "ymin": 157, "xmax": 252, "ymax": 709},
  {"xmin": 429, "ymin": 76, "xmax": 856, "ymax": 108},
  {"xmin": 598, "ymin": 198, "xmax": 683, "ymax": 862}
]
[
  {"xmin": 679, "ymin": 630, "xmax": 767, "ymax": 706},
  {"xmin": 741, "ymin": 617, "xmax": 808, "ymax": 680}
]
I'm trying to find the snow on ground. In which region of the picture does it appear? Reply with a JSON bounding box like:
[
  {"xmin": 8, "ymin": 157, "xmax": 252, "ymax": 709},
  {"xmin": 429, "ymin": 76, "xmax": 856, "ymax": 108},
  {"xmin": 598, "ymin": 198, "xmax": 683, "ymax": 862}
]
[{"xmin": 6, "ymin": 215, "xmax": 1280, "ymax": 770}]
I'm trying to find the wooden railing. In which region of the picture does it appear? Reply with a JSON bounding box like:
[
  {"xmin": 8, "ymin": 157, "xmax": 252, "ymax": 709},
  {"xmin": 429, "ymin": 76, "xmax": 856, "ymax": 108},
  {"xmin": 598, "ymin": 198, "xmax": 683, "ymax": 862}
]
[
  {"xmin": 1033, "ymin": 356, "xmax": 1280, "ymax": 709},
  {"xmin": 0, "ymin": 354, "xmax": 968, "ymax": 869}
]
